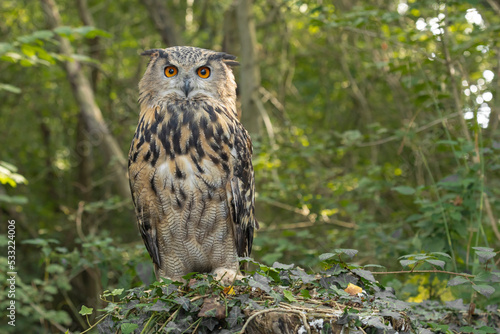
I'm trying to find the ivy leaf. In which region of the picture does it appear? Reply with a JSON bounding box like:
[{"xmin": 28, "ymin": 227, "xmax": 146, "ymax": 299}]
[
  {"xmin": 290, "ymin": 268, "xmax": 316, "ymax": 284},
  {"xmin": 300, "ymin": 289, "xmax": 311, "ymax": 299},
  {"xmin": 227, "ymin": 306, "xmax": 243, "ymax": 327},
  {"xmin": 273, "ymin": 262, "xmax": 294, "ymax": 270},
  {"xmin": 120, "ymin": 323, "xmax": 138, "ymax": 334},
  {"xmin": 248, "ymin": 274, "xmax": 271, "ymax": 293},
  {"xmin": 330, "ymin": 273, "xmax": 358, "ymax": 289},
  {"xmin": 445, "ymin": 299, "xmax": 468, "ymax": 311},
  {"xmin": 283, "ymin": 289, "xmax": 297, "ymax": 302},
  {"xmin": 174, "ymin": 296, "xmax": 191, "ymax": 311},
  {"xmin": 149, "ymin": 299, "xmax": 171, "ymax": 312},
  {"xmin": 111, "ymin": 288, "xmax": 124, "ymax": 296},
  {"xmin": 425, "ymin": 259, "xmax": 445, "ymax": 269},
  {"xmin": 472, "ymin": 284, "xmax": 495, "ymax": 298},
  {"xmin": 201, "ymin": 318, "xmax": 218, "ymax": 331},
  {"xmin": 79, "ymin": 305, "xmax": 93, "ymax": 316},
  {"xmin": 447, "ymin": 276, "xmax": 469, "ymax": 287}
]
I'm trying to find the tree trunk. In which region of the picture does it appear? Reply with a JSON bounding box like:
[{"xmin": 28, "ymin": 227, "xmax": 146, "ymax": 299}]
[
  {"xmin": 237, "ymin": 0, "xmax": 262, "ymax": 135},
  {"xmin": 76, "ymin": 0, "xmax": 101, "ymax": 91},
  {"xmin": 40, "ymin": 0, "xmax": 130, "ymax": 199},
  {"xmin": 140, "ymin": 0, "xmax": 182, "ymax": 46}
]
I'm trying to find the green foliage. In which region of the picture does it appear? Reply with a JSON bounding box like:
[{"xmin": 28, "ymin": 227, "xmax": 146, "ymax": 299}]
[
  {"xmin": 70, "ymin": 253, "xmax": 499, "ymax": 333},
  {"xmin": 0, "ymin": 0, "xmax": 499, "ymax": 331}
]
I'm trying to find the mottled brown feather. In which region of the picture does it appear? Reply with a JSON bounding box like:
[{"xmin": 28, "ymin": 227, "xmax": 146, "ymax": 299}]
[{"xmin": 129, "ymin": 46, "xmax": 257, "ymax": 282}]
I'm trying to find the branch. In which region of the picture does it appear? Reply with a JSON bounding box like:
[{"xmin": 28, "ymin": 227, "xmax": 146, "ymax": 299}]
[
  {"xmin": 240, "ymin": 308, "xmax": 311, "ymax": 334},
  {"xmin": 371, "ymin": 269, "xmax": 474, "ymax": 278},
  {"xmin": 40, "ymin": 0, "xmax": 130, "ymax": 199},
  {"xmin": 357, "ymin": 112, "xmax": 460, "ymax": 147},
  {"xmin": 485, "ymin": 0, "xmax": 500, "ymax": 16}
]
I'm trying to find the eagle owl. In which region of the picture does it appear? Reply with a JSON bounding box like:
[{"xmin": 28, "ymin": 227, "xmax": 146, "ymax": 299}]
[{"xmin": 128, "ymin": 46, "xmax": 258, "ymax": 283}]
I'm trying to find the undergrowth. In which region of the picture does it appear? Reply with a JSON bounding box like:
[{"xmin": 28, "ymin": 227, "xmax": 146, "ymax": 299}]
[{"xmin": 73, "ymin": 249, "xmax": 499, "ymax": 334}]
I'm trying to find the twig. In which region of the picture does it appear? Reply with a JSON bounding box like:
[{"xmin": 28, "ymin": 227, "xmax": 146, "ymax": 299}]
[
  {"xmin": 357, "ymin": 112, "xmax": 460, "ymax": 147},
  {"xmin": 484, "ymin": 192, "xmax": 500, "ymax": 242},
  {"xmin": 80, "ymin": 314, "xmax": 110, "ymax": 334},
  {"xmin": 261, "ymin": 198, "xmax": 309, "ymax": 216},
  {"xmin": 158, "ymin": 308, "xmax": 179, "ymax": 332},
  {"xmin": 75, "ymin": 201, "xmax": 86, "ymax": 242},
  {"xmin": 371, "ymin": 269, "xmax": 474, "ymax": 278},
  {"xmin": 240, "ymin": 308, "xmax": 311, "ymax": 334},
  {"xmin": 260, "ymin": 218, "xmax": 356, "ymax": 232},
  {"xmin": 29, "ymin": 301, "xmax": 68, "ymax": 333}
]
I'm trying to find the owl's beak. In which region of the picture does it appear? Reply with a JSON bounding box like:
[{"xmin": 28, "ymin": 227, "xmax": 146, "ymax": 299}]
[{"xmin": 182, "ymin": 79, "xmax": 193, "ymax": 97}]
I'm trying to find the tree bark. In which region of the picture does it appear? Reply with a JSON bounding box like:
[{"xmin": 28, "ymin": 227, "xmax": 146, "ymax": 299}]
[
  {"xmin": 40, "ymin": 0, "xmax": 130, "ymax": 199},
  {"xmin": 76, "ymin": 0, "xmax": 101, "ymax": 91},
  {"xmin": 140, "ymin": 0, "xmax": 182, "ymax": 46},
  {"xmin": 237, "ymin": 0, "xmax": 262, "ymax": 135}
]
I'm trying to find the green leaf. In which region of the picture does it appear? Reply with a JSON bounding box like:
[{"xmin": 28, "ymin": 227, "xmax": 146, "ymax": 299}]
[
  {"xmin": 337, "ymin": 249, "xmax": 358, "ymax": 259},
  {"xmin": 248, "ymin": 275, "xmax": 271, "ymax": 293},
  {"xmin": 447, "ymin": 276, "xmax": 469, "ymax": 287},
  {"xmin": 174, "ymin": 296, "xmax": 191, "ymax": 311},
  {"xmin": 0, "ymin": 83, "xmax": 21, "ymax": 94},
  {"xmin": 54, "ymin": 26, "xmax": 73, "ymax": 37},
  {"xmin": 400, "ymin": 259, "xmax": 417, "ymax": 267},
  {"xmin": 474, "ymin": 271, "xmax": 495, "ymax": 283},
  {"xmin": 319, "ymin": 253, "xmax": 336, "ymax": 261},
  {"xmin": 352, "ymin": 269, "xmax": 376, "ymax": 282},
  {"xmin": 477, "ymin": 326, "xmax": 498, "ymax": 333},
  {"xmin": 472, "ymin": 284, "xmax": 495, "ymax": 298},
  {"xmin": 363, "ymin": 264, "xmax": 386, "ymax": 269},
  {"xmin": 121, "ymin": 323, "xmax": 139, "ymax": 334},
  {"xmin": 79, "ymin": 305, "xmax": 93, "ymax": 316},
  {"xmin": 111, "ymin": 288, "xmax": 124, "ymax": 296},
  {"xmin": 474, "ymin": 250, "xmax": 496, "ymax": 263},
  {"xmin": 430, "ymin": 252, "xmax": 451, "ymax": 259},
  {"xmin": 0, "ymin": 194, "xmax": 28, "ymax": 204},
  {"xmin": 471, "ymin": 247, "xmax": 494, "ymax": 252},
  {"xmin": 300, "ymin": 289, "xmax": 311, "ymax": 299},
  {"xmin": 425, "ymin": 259, "xmax": 445, "ymax": 269},
  {"xmin": 392, "ymin": 186, "xmax": 415, "ymax": 195},
  {"xmin": 283, "ymin": 289, "xmax": 297, "ymax": 302}
]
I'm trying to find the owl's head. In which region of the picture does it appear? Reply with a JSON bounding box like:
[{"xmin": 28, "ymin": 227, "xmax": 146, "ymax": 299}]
[{"xmin": 139, "ymin": 46, "xmax": 238, "ymax": 106}]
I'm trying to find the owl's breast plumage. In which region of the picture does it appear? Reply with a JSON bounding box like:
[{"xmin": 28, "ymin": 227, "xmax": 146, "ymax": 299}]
[{"xmin": 129, "ymin": 99, "xmax": 242, "ymax": 277}]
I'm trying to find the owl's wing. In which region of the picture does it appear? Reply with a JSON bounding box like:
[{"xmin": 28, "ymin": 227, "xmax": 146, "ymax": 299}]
[
  {"xmin": 128, "ymin": 111, "xmax": 162, "ymax": 270},
  {"xmin": 229, "ymin": 129, "xmax": 258, "ymax": 258}
]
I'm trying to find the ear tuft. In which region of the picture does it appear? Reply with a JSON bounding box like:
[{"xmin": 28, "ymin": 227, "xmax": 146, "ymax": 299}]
[
  {"xmin": 141, "ymin": 49, "xmax": 168, "ymax": 59},
  {"xmin": 216, "ymin": 52, "xmax": 239, "ymax": 67}
]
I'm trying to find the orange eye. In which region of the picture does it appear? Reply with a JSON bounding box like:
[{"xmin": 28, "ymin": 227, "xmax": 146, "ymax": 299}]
[
  {"xmin": 197, "ymin": 66, "xmax": 210, "ymax": 79},
  {"xmin": 164, "ymin": 66, "xmax": 178, "ymax": 78}
]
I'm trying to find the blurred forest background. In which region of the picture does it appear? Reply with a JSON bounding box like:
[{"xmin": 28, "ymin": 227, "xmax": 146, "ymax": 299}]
[{"xmin": 1, "ymin": 0, "xmax": 499, "ymax": 332}]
